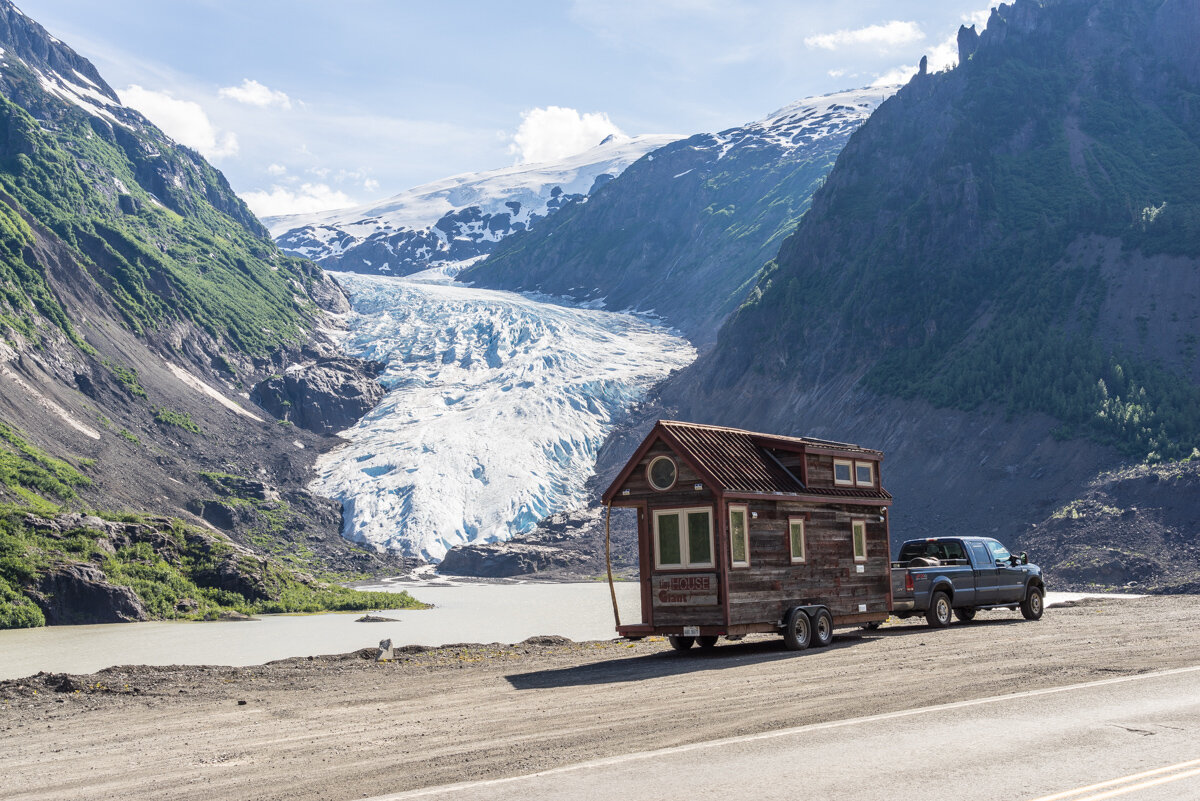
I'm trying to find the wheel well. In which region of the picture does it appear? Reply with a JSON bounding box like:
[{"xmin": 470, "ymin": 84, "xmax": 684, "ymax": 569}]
[{"xmin": 932, "ymin": 583, "xmax": 954, "ymax": 602}]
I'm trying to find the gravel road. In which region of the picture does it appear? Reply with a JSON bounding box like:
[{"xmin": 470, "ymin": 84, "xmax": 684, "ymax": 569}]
[{"xmin": 2, "ymin": 595, "xmax": 1197, "ymax": 801}]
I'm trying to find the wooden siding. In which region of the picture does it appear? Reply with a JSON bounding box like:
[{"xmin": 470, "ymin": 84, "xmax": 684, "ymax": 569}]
[
  {"xmin": 725, "ymin": 500, "xmax": 890, "ymax": 625},
  {"xmin": 615, "ymin": 441, "xmax": 715, "ymax": 505},
  {"xmin": 806, "ymin": 454, "xmax": 834, "ymax": 487}
]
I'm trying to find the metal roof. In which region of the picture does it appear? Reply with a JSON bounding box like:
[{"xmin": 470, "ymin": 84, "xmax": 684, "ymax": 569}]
[{"xmin": 656, "ymin": 420, "xmax": 891, "ymax": 500}]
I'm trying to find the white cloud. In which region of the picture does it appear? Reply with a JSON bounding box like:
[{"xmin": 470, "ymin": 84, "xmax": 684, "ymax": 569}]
[
  {"xmin": 120, "ymin": 84, "xmax": 238, "ymax": 159},
  {"xmin": 805, "ymin": 20, "xmax": 923, "ymax": 51},
  {"xmin": 363, "ymin": 178, "xmax": 380, "ymax": 192},
  {"xmin": 240, "ymin": 182, "xmax": 353, "ymax": 217},
  {"xmin": 871, "ymin": 65, "xmax": 917, "ymax": 87},
  {"xmin": 508, "ymin": 106, "xmax": 624, "ymax": 164},
  {"xmin": 267, "ymin": 163, "xmax": 288, "ymax": 176},
  {"xmin": 827, "ymin": 69, "xmax": 846, "ymax": 78},
  {"xmin": 218, "ymin": 78, "xmax": 292, "ymax": 109}
]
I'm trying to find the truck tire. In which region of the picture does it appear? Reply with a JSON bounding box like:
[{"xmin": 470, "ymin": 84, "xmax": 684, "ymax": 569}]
[
  {"xmin": 926, "ymin": 591, "xmax": 952, "ymax": 628},
  {"xmin": 813, "ymin": 609, "xmax": 834, "ymax": 647},
  {"xmin": 954, "ymin": 607, "xmax": 977, "ymax": 623},
  {"xmin": 783, "ymin": 608, "xmax": 812, "ymax": 651},
  {"xmin": 668, "ymin": 635, "xmax": 694, "ymax": 651},
  {"xmin": 697, "ymin": 635, "xmax": 719, "ymax": 650},
  {"xmin": 1021, "ymin": 587, "xmax": 1044, "ymax": 621}
]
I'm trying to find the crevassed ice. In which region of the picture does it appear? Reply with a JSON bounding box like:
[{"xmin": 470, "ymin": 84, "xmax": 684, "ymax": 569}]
[{"xmin": 312, "ymin": 272, "xmax": 696, "ymax": 562}]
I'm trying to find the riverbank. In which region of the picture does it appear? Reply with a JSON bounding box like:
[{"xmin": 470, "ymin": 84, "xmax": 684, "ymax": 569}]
[{"xmin": 2, "ymin": 594, "xmax": 1196, "ymax": 801}]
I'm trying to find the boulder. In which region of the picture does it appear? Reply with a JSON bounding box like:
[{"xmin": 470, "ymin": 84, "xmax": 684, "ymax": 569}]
[
  {"xmin": 34, "ymin": 564, "xmax": 148, "ymax": 625},
  {"xmin": 250, "ymin": 357, "xmax": 386, "ymax": 434}
]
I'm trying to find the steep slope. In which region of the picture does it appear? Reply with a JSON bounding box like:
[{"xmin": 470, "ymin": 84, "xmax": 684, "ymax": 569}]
[
  {"xmin": 265, "ymin": 134, "xmax": 679, "ymax": 276},
  {"xmin": 660, "ymin": 0, "xmax": 1200, "ymax": 587},
  {"xmin": 0, "ymin": 2, "xmax": 409, "ymax": 627},
  {"xmin": 460, "ymin": 88, "xmax": 892, "ymax": 341}
]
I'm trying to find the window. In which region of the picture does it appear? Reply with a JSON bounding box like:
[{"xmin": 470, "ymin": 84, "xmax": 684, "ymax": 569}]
[
  {"xmin": 854, "ymin": 461, "xmax": 875, "ymax": 487},
  {"xmin": 788, "ymin": 517, "xmax": 806, "ymax": 563},
  {"xmin": 852, "ymin": 520, "xmax": 867, "ymax": 562},
  {"xmin": 833, "ymin": 459, "xmax": 854, "ymax": 486},
  {"xmin": 654, "ymin": 507, "xmax": 714, "ymax": 569},
  {"xmin": 647, "ymin": 455, "xmax": 677, "ymax": 491},
  {"xmin": 728, "ymin": 505, "xmax": 749, "ymax": 568},
  {"xmin": 986, "ymin": 540, "xmax": 1012, "ymax": 564}
]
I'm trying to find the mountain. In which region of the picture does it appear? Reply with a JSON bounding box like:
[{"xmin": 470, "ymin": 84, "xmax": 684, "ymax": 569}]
[
  {"xmin": 460, "ymin": 88, "xmax": 893, "ymax": 341},
  {"xmin": 265, "ymin": 134, "xmax": 679, "ymax": 276},
  {"xmin": 657, "ymin": 0, "xmax": 1200, "ymax": 591},
  {"xmin": 0, "ymin": 1, "xmax": 413, "ymax": 627}
]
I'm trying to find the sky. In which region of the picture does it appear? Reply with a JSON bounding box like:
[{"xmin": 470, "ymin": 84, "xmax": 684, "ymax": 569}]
[{"xmin": 16, "ymin": 1, "xmax": 994, "ymax": 219}]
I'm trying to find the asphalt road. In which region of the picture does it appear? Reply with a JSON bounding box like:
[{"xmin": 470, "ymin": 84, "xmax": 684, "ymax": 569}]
[{"xmin": 369, "ymin": 664, "xmax": 1200, "ymax": 801}]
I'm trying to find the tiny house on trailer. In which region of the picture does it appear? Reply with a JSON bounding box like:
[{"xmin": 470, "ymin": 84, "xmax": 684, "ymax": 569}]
[{"xmin": 603, "ymin": 420, "xmax": 893, "ymax": 651}]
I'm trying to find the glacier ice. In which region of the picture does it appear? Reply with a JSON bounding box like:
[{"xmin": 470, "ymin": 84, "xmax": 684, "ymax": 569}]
[{"xmin": 311, "ymin": 271, "xmax": 696, "ymax": 562}]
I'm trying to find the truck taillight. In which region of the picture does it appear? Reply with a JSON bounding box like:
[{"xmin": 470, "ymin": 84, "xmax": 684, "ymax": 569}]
[{"xmin": 905, "ymin": 573, "xmax": 914, "ymax": 593}]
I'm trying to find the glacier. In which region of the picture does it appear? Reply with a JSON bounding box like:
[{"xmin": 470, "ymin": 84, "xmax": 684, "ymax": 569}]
[{"xmin": 311, "ymin": 270, "xmax": 696, "ymax": 562}]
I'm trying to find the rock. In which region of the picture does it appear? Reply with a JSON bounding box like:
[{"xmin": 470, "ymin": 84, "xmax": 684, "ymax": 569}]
[
  {"xmin": 520, "ymin": 635, "xmax": 572, "ymax": 647},
  {"xmin": 438, "ymin": 541, "xmax": 575, "ymax": 578},
  {"xmin": 957, "ymin": 24, "xmax": 980, "ymax": 63},
  {"xmin": 250, "ymin": 357, "xmax": 386, "ymax": 434},
  {"xmin": 376, "ymin": 638, "xmax": 393, "ymax": 661},
  {"xmin": 356, "ymin": 614, "xmax": 397, "ymax": 622},
  {"xmin": 194, "ymin": 555, "xmax": 272, "ymax": 602},
  {"xmin": 33, "ymin": 564, "xmax": 148, "ymax": 625}
]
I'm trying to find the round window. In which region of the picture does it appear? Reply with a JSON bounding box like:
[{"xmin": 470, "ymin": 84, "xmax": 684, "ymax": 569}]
[{"xmin": 647, "ymin": 455, "xmax": 677, "ymax": 491}]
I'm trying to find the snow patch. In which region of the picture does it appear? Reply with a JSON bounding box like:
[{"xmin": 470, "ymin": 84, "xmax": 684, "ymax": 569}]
[{"xmin": 164, "ymin": 362, "xmax": 265, "ymax": 422}]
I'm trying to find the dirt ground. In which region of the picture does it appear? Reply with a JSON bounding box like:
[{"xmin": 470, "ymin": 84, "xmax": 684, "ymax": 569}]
[{"xmin": 2, "ymin": 595, "xmax": 1199, "ymax": 801}]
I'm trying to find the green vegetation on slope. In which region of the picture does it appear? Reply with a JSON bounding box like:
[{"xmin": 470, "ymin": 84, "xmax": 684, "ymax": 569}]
[
  {"xmin": 0, "ymin": 422, "xmax": 422, "ymax": 630},
  {"xmin": 0, "ymin": 58, "xmax": 322, "ymax": 354},
  {"xmin": 725, "ymin": 0, "xmax": 1200, "ymax": 461}
]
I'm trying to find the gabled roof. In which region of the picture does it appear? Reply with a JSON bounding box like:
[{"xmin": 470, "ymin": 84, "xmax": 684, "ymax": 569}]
[{"xmin": 602, "ymin": 420, "xmax": 891, "ymax": 503}]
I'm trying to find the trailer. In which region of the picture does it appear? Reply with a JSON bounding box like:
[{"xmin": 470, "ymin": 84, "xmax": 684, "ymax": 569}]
[{"xmin": 602, "ymin": 420, "xmax": 893, "ymax": 651}]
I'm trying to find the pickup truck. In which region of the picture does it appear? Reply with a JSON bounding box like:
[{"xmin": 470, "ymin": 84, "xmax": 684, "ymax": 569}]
[{"xmin": 890, "ymin": 536, "xmax": 1045, "ymax": 627}]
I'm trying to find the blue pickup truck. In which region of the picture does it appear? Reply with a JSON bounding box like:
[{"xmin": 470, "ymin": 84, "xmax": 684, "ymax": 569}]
[{"xmin": 890, "ymin": 537, "xmax": 1045, "ymax": 627}]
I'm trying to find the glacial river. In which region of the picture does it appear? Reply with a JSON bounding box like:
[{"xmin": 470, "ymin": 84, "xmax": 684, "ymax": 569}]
[{"xmin": 0, "ymin": 580, "xmax": 642, "ymax": 681}]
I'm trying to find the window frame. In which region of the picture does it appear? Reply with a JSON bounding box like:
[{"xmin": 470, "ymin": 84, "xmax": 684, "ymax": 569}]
[
  {"xmin": 788, "ymin": 516, "xmax": 807, "ymax": 564},
  {"xmin": 854, "ymin": 460, "xmax": 875, "ymax": 488},
  {"xmin": 728, "ymin": 504, "xmax": 750, "ymax": 568},
  {"xmin": 653, "ymin": 506, "xmax": 715, "ymax": 570},
  {"xmin": 833, "ymin": 458, "xmax": 854, "ymax": 486},
  {"xmin": 646, "ymin": 455, "xmax": 678, "ymax": 492},
  {"xmin": 851, "ymin": 519, "xmax": 868, "ymax": 563}
]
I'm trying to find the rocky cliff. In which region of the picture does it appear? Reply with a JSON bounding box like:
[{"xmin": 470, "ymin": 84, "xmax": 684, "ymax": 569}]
[
  {"xmin": 653, "ymin": 0, "xmax": 1200, "ymax": 589},
  {"xmin": 0, "ymin": 1, "xmax": 410, "ymax": 626}
]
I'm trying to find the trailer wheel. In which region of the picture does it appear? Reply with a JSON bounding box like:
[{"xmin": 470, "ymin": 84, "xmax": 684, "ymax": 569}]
[
  {"xmin": 1021, "ymin": 587, "xmax": 1044, "ymax": 621},
  {"xmin": 812, "ymin": 609, "xmax": 834, "ymax": 647},
  {"xmin": 862, "ymin": 621, "xmax": 882, "ymax": 631},
  {"xmin": 783, "ymin": 608, "xmax": 812, "ymax": 651},
  {"xmin": 668, "ymin": 635, "xmax": 694, "ymax": 651},
  {"xmin": 697, "ymin": 635, "xmax": 718, "ymax": 650},
  {"xmin": 926, "ymin": 591, "xmax": 952, "ymax": 628},
  {"xmin": 954, "ymin": 607, "xmax": 977, "ymax": 623}
]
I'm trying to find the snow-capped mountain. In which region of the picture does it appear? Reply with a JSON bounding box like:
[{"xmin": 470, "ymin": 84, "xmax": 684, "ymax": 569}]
[
  {"xmin": 460, "ymin": 87, "xmax": 895, "ymax": 342},
  {"xmin": 264, "ymin": 133, "xmax": 680, "ymax": 276},
  {"xmin": 312, "ymin": 271, "xmax": 695, "ymax": 562}
]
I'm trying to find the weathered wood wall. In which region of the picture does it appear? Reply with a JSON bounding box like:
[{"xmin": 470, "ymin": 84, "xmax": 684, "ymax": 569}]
[{"xmin": 726, "ymin": 500, "xmax": 890, "ymax": 625}]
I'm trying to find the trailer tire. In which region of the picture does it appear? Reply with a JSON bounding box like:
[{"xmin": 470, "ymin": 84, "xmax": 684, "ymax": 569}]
[
  {"xmin": 668, "ymin": 635, "xmax": 694, "ymax": 652},
  {"xmin": 954, "ymin": 607, "xmax": 977, "ymax": 623},
  {"xmin": 926, "ymin": 591, "xmax": 952, "ymax": 628},
  {"xmin": 1021, "ymin": 586, "xmax": 1044, "ymax": 621},
  {"xmin": 813, "ymin": 609, "xmax": 834, "ymax": 647},
  {"xmin": 862, "ymin": 621, "xmax": 882, "ymax": 631},
  {"xmin": 696, "ymin": 635, "xmax": 718, "ymax": 650},
  {"xmin": 783, "ymin": 608, "xmax": 812, "ymax": 651}
]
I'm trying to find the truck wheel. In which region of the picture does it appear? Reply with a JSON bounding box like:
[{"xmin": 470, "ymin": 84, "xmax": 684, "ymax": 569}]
[
  {"xmin": 954, "ymin": 607, "xmax": 977, "ymax": 623},
  {"xmin": 668, "ymin": 635, "xmax": 694, "ymax": 651},
  {"xmin": 697, "ymin": 635, "xmax": 719, "ymax": 650},
  {"xmin": 1021, "ymin": 587, "xmax": 1044, "ymax": 621},
  {"xmin": 783, "ymin": 608, "xmax": 812, "ymax": 651},
  {"xmin": 926, "ymin": 591, "xmax": 952, "ymax": 628},
  {"xmin": 813, "ymin": 609, "xmax": 834, "ymax": 647}
]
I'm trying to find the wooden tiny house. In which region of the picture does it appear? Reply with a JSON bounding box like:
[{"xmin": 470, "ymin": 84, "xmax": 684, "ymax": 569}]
[{"xmin": 603, "ymin": 420, "xmax": 893, "ymax": 651}]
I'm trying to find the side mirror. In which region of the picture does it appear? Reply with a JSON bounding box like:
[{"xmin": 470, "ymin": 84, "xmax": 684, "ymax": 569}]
[{"xmin": 1021, "ymin": 552, "xmax": 1029, "ymax": 565}]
